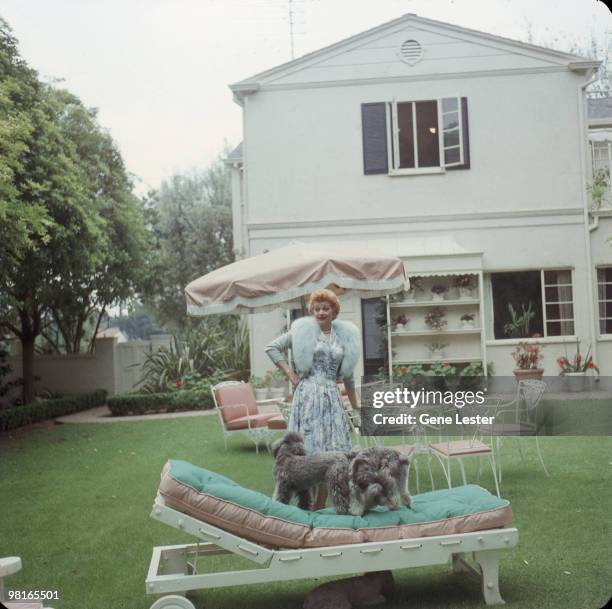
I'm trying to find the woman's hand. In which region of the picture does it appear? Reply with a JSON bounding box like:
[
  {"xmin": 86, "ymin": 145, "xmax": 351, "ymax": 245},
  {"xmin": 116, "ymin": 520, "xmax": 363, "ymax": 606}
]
[
  {"xmin": 288, "ymin": 369, "xmax": 301, "ymax": 389},
  {"xmin": 275, "ymin": 361, "xmax": 300, "ymax": 389}
]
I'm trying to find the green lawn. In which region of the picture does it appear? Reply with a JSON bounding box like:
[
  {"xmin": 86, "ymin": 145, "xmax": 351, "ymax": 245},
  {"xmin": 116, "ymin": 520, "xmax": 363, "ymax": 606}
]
[{"xmin": 0, "ymin": 416, "xmax": 610, "ymax": 609}]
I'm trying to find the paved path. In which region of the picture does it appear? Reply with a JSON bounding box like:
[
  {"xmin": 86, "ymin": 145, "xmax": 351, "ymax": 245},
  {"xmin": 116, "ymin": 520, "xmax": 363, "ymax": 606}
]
[
  {"xmin": 56, "ymin": 403, "xmax": 283, "ymax": 424},
  {"xmin": 56, "ymin": 389, "xmax": 611, "ymax": 425}
]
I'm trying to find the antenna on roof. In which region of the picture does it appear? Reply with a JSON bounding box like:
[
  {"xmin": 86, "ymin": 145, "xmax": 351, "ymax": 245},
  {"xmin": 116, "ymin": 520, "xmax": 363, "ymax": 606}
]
[{"xmin": 288, "ymin": 0, "xmax": 295, "ymax": 59}]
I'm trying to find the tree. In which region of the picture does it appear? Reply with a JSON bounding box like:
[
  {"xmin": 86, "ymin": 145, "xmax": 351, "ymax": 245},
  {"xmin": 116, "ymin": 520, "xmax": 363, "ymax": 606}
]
[
  {"xmin": 42, "ymin": 90, "xmax": 149, "ymax": 354},
  {"xmin": 0, "ymin": 18, "xmax": 50, "ymax": 265},
  {"xmin": 143, "ymin": 156, "xmax": 234, "ymax": 329},
  {"xmin": 0, "ymin": 82, "xmax": 105, "ymax": 403},
  {"xmin": 0, "ymin": 19, "xmax": 149, "ymax": 401}
]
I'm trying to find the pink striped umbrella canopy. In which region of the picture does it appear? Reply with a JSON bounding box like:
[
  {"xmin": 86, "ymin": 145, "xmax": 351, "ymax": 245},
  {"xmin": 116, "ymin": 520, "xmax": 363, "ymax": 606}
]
[{"xmin": 185, "ymin": 242, "xmax": 408, "ymax": 315}]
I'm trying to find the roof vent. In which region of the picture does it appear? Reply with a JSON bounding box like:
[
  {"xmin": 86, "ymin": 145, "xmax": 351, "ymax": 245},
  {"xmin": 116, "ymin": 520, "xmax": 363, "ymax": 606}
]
[{"xmin": 399, "ymin": 39, "xmax": 423, "ymax": 65}]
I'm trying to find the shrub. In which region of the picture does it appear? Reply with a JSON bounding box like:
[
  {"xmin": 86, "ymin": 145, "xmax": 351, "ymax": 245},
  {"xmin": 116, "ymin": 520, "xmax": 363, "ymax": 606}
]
[
  {"xmin": 0, "ymin": 389, "xmax": 108, "ymax": 432},
  {"xmin": 135, "ymin": 317, "xmax": 250, "ymax": 393},
  {"xmin": 107, "ymin": 388, "xmax": 214, "ymax": 416}
]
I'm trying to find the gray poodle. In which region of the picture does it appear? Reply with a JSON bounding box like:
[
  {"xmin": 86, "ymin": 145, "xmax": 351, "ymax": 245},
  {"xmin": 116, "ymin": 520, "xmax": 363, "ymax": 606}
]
[
  {"xmin": 272, "ymin": 433, "xmax": 411, "ymax": 516},
  {"xmin": 327, "ymin": 446, "xmax": 411, "ymax": 516},
  {"xmin": 347, "ymin": 447, "xmax": 411, "ymax": 516},
  {"xmin": 271, "ymin": 432, "xmax": 352, "ymax": 510}
]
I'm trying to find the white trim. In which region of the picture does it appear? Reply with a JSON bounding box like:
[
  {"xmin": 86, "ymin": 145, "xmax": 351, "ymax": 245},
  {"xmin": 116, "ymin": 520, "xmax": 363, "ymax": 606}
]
[
  {"xmin": 247, "ymin": 207, "xmax": 585, "ymax": 232},
  {"xmin": 245, "ymin": 66, "xmax": 570, "ymax": 96},
  {"xmin": 389, "ymin": 167, "xmax": 445, "ymax": 176},
  {"xmin": 486, "ymin": 336, "xmax": 578, "ymax": 347}
]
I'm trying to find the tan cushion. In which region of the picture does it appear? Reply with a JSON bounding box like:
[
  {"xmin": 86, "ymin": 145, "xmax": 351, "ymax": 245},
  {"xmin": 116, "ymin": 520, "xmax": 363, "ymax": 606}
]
[
  {"xmin": 429, "ymin": 440, "xmax": 492, "ymax": 456},
  {"xmin": 224, "ymin": 413, "xmax": 275, "ymax": 431},
  {"xmin": 267, "ymin": 415, "xmax": 288, "ymax": 430},
  {"xmin": 215, "ymin": 383, "xmax": 258, "ymax": 423}
]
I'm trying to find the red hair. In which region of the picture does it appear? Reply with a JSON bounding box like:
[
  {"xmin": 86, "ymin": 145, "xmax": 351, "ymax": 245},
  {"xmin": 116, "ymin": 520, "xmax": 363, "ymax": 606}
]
[{"xmin": 308, "ymin": 288, "xmax": 340, "ymax": 319}]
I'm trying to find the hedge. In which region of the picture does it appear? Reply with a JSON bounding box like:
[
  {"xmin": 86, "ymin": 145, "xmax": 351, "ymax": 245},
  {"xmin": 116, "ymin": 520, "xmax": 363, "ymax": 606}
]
[
  {"xmin": 107, "ymin": 389, "xmax": 214, "ymax": 417},
  {"xmin": 0, "ymin": 389, "xmax": 108, "ymax": 432}
]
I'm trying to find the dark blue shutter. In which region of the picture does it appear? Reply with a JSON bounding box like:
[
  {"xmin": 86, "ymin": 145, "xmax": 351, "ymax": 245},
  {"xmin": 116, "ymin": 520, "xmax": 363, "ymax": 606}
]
[
  {"xmin": 448, "ymin": 97, "xmax": 470, "ymax": 171},
  {"xmin": 361, "ymin": 103, "xmax": 388, "ymax": 175}
]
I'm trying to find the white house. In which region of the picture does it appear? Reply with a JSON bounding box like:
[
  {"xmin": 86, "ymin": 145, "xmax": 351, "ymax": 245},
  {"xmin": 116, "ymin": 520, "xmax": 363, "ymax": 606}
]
[{"xmin": 225, "ymin": 14, "xmax": 612, "ymax": 381}]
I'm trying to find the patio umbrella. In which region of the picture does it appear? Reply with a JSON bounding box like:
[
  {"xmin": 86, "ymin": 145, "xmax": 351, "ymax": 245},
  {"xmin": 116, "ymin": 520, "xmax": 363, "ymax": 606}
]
[{"xmin": 185, "ymin": 241, "xmax": 409, "ymax": 316}]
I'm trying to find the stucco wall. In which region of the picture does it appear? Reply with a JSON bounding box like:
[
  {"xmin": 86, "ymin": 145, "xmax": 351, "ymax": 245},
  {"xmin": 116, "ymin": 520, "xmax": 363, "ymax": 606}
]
[
  {"xmin": 243, "ymin": 70, "xmax": 585, "ymax": 224},
  {"xmin": 6, "ymin": 335, "xmax": 172, "ymax": 398}
]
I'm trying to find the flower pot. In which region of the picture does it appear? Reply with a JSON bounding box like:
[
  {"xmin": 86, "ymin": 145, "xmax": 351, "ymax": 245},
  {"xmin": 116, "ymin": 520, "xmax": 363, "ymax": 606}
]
[
  {"xmin": 431, "ymin": 352, "xmax": 445, "ymax": 360},
  {"xmin": 563, "ymin": 372, "xmax": 587, "ymax": 393},
  {"xmin": 513, "ymin": 368, "xmax": 544, "ymax": 382},
  {"xmin": 396, "ymin": 322, "xmax": 408, "ymax": 332},
  {"xmin": 254, "ymin": 388, "xmax": 269, "ymax": 400},
  {"xmin": 269, "ymin": 387, "xmax": 287, "ymax": 399},
  {"xmin": 405, "ymin": 292, "xmax": 416, "ymax": 302},
  {"xmin": 460, "ymin": 320, "xmax": 475, "ymax": 329},
  {"xmin": 458, "ymin": 287, "xmax": 472, "ymax": 300},
  {"xmin": 431, "ymin": 293, "xmax": 445, "ymax": 302}
]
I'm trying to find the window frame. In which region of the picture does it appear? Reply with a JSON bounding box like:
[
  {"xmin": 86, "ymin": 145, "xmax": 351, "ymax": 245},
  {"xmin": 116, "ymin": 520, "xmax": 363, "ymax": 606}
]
[
  {"xmin": 597, "ymin": 266, "xmax": 612, "ymax": 337},
  {"xmin": 487, "ymin": 267, "xmax": 576, "ymax": 342},
  {"xmin": 386, "ymin": 96, "xmax": 464, "ymax": 176}
]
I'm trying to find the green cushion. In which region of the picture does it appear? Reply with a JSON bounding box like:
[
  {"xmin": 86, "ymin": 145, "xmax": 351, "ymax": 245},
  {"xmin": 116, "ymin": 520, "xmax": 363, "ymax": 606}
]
[{"xmin": 168, "ymin": 459, "xmax": 510, "ymax": 530}]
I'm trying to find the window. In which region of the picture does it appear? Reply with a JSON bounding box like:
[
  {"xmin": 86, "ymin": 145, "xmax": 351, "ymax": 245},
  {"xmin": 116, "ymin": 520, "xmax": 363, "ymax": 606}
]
[
  {"xmin": 361, "ymin": 298, "xmax": 387, "ymax": 376},
  {"xmin": 361, "ymin": 97, "xmax": 470, "ymax": 175},
  {"xmin": 488, "ymin": 269, "xmax": 574, "ymax": 339},
  {"xmin": 597, "ymin": 267, "xmax": 612, "ymax": 335}
]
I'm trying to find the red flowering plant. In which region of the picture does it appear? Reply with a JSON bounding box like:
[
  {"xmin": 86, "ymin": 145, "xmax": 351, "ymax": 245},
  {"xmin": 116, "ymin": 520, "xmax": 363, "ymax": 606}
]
[
  {"xmin": 557, "ymin": 339, "xmax": 599, "ymax": 374},
  {"xmin": 511, "ymin": 341, "xmax": 543, "ymax": 369}
]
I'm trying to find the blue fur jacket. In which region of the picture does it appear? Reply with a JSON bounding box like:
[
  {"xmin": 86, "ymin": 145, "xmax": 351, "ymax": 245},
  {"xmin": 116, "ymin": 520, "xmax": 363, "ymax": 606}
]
[{"xmin": 265, "ymin": 316, "xmax": 361, "ymax": 386}]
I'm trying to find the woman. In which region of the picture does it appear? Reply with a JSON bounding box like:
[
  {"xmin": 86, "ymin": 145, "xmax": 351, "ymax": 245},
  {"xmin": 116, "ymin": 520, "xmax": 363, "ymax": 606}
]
[{"xmin": 265, "ymin": 289, "xmax": 361, "ymax": 508}]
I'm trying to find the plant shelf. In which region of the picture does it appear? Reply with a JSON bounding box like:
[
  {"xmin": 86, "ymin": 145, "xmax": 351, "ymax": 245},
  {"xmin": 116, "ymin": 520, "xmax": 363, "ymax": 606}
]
[
  {"xmin": 390, "ymin": 299, "xmax": 480, "ymax": 308},
  {"xmin": 391, "ymin": 328, "xmax": 481, "ymax": 337}
]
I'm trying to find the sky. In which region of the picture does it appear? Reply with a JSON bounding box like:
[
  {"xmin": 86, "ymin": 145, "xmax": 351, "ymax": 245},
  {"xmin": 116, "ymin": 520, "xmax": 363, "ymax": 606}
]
[{"xmin": 1, "ymin": 0, "xmax": 611, "ymax": 192}]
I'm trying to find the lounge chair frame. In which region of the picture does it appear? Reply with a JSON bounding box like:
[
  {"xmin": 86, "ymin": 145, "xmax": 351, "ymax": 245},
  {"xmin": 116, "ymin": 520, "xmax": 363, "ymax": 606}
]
[{"xmin": 146, "ymin": 495, "xmax": 518, "ymax": 608}]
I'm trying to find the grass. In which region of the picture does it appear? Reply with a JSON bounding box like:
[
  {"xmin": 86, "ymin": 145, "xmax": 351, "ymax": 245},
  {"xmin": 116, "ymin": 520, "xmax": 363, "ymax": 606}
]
[{"xmin": 0, "ymin": 415, "xmax": 610, "ymax": 609}]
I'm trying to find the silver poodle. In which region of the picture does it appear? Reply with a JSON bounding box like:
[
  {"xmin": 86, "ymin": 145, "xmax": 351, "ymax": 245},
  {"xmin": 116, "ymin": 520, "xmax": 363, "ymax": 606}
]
[
  {"xmin": 272, "ymin": 433, "xmax": 411, "ymax": 516},
  {"xmin": 346, "ymin": 446, "xmax": 411, "ymax": 516},
  {"xmin": 271, "ymin": 432, "xmax": 352, "ymax": 510}
]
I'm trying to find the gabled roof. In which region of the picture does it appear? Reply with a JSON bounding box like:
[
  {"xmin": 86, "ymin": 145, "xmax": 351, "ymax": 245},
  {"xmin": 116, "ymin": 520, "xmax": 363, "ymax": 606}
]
[{"xmin": 231, "ymin": 13, "xmax": 598, "ymax": 94}]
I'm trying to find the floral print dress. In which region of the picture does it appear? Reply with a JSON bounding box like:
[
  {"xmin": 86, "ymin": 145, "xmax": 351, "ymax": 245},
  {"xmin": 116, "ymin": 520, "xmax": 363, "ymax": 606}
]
[{"xmin": 266, "ymin": 328, "xmax": 352, "ymax": 454}]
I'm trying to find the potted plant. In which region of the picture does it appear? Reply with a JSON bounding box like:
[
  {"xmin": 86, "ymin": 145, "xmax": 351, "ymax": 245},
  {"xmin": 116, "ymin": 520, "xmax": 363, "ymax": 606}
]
[
  {"xmin": 460, "ymin": 312, "xmax": 476, "ymax": 329},
  {"xmin": 587, "ymin": 168, "xmax": 610, "ymax": 210},
  {"xmin": 424, "ymin": 307, "xmax": 447, "ymax": 331},
  {"xmin": 393, "ymin": 313, "xmax": 410, "ymax": 331},
  {"xmin": 427, "ymin": 342, "xmax": 449, "ymax": 360},
  {"xmin": 268, "ymin": 369, "xmax": 289, "ymax": 398},
  {"xmin": 250, "ymin": 374, "xmax": 271, "ymax": 400},
  {"xmin": 452, "ymin": 274, "xmax": 476, "ymax": 299},
  {"xmin": 503, "ymin": 302, "xmax": 535, "ymax": 338},
  {"xmin": 430, "ymin": 284, "xmax": 448, "ymax": 302},
  {"xmin": 511, "ymin": 341, "xmax": 544, "ymax": 381},
  {"xmin": 405, "ymin": 277, "xmax": 424, "ymax": 301},
  {"xmin": 557, "ymin": 339, "xmax": 599, "ymax": 392}
]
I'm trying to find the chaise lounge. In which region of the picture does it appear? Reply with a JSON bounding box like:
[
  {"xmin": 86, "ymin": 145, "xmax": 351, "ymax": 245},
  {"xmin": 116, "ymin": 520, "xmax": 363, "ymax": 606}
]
[{"xmin": 146, "ymin": 460, "xmax": 518, "ymax": 609}]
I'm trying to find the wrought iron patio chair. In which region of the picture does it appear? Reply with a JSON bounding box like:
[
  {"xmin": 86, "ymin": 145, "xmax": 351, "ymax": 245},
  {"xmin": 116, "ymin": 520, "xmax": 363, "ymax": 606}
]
[
  {"xmin": 210, "ymin": 381, "xmax": 282, "ymax": 454},
  {"xmin": 482, "ymin": 379, "xmax": 549, "ymax": 479},
  {"xmin": 428, "ymin": 399, "xmax": 502, "ymax": 497}
]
